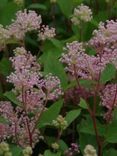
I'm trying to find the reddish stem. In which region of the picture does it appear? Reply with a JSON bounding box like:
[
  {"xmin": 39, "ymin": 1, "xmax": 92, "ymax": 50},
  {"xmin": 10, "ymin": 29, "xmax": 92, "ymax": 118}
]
[
  {"xmin": 26, "ymin": 118, "xmax": 33, "ymax": 147},
  {"xmin": 92, "ymin": 73, "xmax": 102, "ymax": 155},
  {"xmin": 22, "ymin": 87, "xmax": 33, "ymax": 147},
  {"xmin": 31, "ymin": 98, "xmax": 48, "ymax": 134},
  {"xmin": 73, "ymin": 65, "xmax": 81, "ymax": 89},
  {"xmin": 85, "ymin": 68, "xmax": 102, "ymax": 155},
  {"xmin": 92, "ymin": 113, "xmax": 102, "ymax": 156},
  {"xmin": 86, "ymin": 101, "xmax": 102, "ymax": 156}
]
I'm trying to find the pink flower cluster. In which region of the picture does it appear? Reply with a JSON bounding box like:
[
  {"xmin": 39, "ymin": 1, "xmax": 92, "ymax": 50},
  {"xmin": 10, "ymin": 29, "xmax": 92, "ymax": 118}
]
[
  {"xmin": 61, "ymin": 20, "xmax": 117, "ymax": 121},
  {"xmin": 100, "ymin": 84, "xmax": 117, "ymax": 122},
  {"xmin": 101, "ymin": 84, "xmax": 117, "ymax": 110},
  {"xmin": 65, "ymin": 143, "xmax": 79, "ymax": 156},
  {"xmin": 60, "ymin": 41, "xmax": 103, "ymax": 80},
  {"xmin": 90, "ymin": 20, "xmax": 117, "ymax": 68},
  {"xmin": 8, "ymin": 9, "xmax": 42, "ymax": 40},
  {"xmin": 38, "ymin": 25, "xmax": 56, "ymax": 41},
  {"xmin": 0, "ymin": 47, "xmax": 62, "ymax": 147},
  {"xmin": 90, "ymin": 20, "xmax": 117, "ymax": 49},
  {"xmin": 7, "ymin": 47, "xmax": 41, "ymax": 90},
  {"xmin": 0, "ymin": 101, "xmax": 40, "ymax": 147},
  {"xmin": 0, "ymin": 9, "xmax": 56, "ymax": 51},
  {"xmin": 44, "ymin": 74, "xmax": 63, "ymax": 100},
  {"xmin": 7, "ymin": 47, "xmax": 62, "ymax": 100},
  {"xmin": 0, "ymin": 124, "xmax": 9, "ymax": 141},
  {"xmin": 61, "ymin": 20, "xmax": 117, "ymax": 81}
]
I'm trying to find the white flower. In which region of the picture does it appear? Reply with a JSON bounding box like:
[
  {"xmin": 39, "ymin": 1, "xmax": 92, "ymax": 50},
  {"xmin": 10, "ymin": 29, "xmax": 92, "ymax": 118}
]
[
  {"xmin": 71, "ymin": 4, "xmax": 92, "ymax": 25},
  {"xmin": 84, "ymin": 145, "xmax": 97, "ymax": 156}
]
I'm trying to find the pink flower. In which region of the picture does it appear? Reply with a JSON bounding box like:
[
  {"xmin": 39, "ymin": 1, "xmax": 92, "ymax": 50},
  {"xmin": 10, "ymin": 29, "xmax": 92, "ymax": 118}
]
[
  {"xmin": 100, "ymin": 84, "xmax": 117, "ymax": 122},
  {"xmin": 0, "ymin": 124, "xmax": 10, "ymax": 141},
  {"xmin": 18, "ymin": 88, "xmax": 46, "ymax": 112},
  {"xmin": 0, "ymin": 101, "xmax": 40, "ymax": 147},
  {"xmin": 100, "ymin": 84, "xmax": 117, "ymax": 110},
  {"xmin": 8, "ymin": 9, "xmax": 42, "ymax": 40},
  {"xmin": 43, "ymin": 73, "xmax": 63, "ymax": 100},
  {"xmin": 89, "ymin": 20, "xmax": 117, "ymax": 68},
  {"xmin": 2, "ymin": 45, "xmax": 63, "ymax": 147},
  {"xmin": 60, "ymin": 41, "xmax": 104, "ymax": 80},
  {"xmin": 38, "ymin": 25, "xmax": 56, "ymax": 40},
  {"xmin": 7, "ymin": 47, "xmax": 41, "ymax": 90}
]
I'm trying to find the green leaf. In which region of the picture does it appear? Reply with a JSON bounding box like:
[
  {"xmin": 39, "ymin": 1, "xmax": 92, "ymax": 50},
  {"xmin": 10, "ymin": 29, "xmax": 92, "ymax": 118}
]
[
  {"xmin": 43, "ymin": 50, "xmax": 67, "ymax": 84},
  {"xmin": 79, "ymin": 133, "xmax": 97, "ymax": 154},
  {"xmin": 0, "ymin": 0, "xmax": 8, "ymax": 9},
  {"xmin": 90, "ymin": 19, "xmax": 99, "ymax": 27},
  {"xmin": 105, "ymin": 120, "xmax": 117, "ymax": 143},
  {"xmin": 28, "ymin": 3, "xmax": 47, "ymax": 10},
  {"xmin": 103, "ymin": 148, "xmax": 117, "ymax": 156},
  {"xmin": 94, "ymin": 11, "xmax": 108, "ymax": 22},
  {"xmin": 49, "ymin": 39, "xmax": 63, "ymax": 50},
  {"xmin": 73, "ymin": 0, "xmax": 83, "ymax": 5},
  {"xmin": 38, "ymin": 100, "xmax": 63, "ymax": 128},
  {"xmin": 10, "ymin": 145, "xmax": 22, "ymax": 156},
  {"xmin": 79, "ymin": 79, "xmax": 94, "ymax": 89},
  {"xmin": 78, "ymin": 115, "xmax": 106, "ymax": 136},
  {"xmin": 0, "ymin": 2, "xmax": 19, "ymax": 26},
  {"xmin": 65, "ymin": 109, "xmax": 81, "ymax": 127},
  {"xmin": 57, "ymin": 0, "xmax": 73, "ymax": 17},
  {"xmin": 25, "ymin": 34, "xmax": 39, "ymax": 47},
  {"xmin": 0, "ymin": 58, "xmax": 11, "ymax": 76},
  {"xmin": 100, "ymin": 63, "xmax": 116, "ymax": 83},
  {"xmin": 44, "ymin": 150, "xmax": 61, "ymax": 156},
  {"xmin": 4, "ymin": 91, "xmax": 21, "ymax": 106},
  {"xmin": 79, "ymin": 98, "xmax": 88, "ymax": 109},
  {"xmin": 58, "ymin": 140, "xmax": 68, "ymax": 152}
]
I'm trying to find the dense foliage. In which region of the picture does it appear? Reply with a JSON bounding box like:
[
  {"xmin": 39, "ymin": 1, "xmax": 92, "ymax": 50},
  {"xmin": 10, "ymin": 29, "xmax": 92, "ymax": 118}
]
[{"xmin": 0, "ymin": 0, "xmax": 117, "ymax": 156}]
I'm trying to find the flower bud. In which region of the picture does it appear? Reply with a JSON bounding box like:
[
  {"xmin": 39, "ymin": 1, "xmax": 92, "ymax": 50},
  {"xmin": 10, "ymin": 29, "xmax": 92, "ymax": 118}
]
[
  {"xmin": 23, "ymin": 146, "xmax": 32, "ymax": 156},
  {"xmin": 84, "ymin": 145, "xmax": 97, "ymax": 156},
  {"xmin": 0, "ymin": 142, "xmax": 9, "ymax": 152},
  {"xmin": 52, "ymin": 115, "xmax": 68, "ymax": 130},
  {"xmin": 51, "ymin": 142, "xmax": 59, "ymax": 150}
]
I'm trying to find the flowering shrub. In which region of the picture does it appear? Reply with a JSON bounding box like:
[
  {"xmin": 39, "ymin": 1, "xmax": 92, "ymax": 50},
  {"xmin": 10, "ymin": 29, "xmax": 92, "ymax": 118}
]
[{"xmin": 0, "ymin": 0, "xmax": 117, "ymax": 156}]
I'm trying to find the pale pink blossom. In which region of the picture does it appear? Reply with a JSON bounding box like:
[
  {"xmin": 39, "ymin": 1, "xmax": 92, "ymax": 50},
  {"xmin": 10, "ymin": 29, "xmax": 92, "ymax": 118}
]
[
  {"xmin": 8, "ymin": 9, "xmax": 42, "ymax": 40},
  {"xmin": 7, "ymin": 47, "xmax": 41, "ymax": 90},
  {"xmin": 89, "ymin": 20, "xmax": 117, "ymax": 68},
  {"xmin": 18, "ymin": 88, "xmax": 46, "ymax": 112},
  {"xmin": 60, "ymin": 41, "xmax": 104, "ymax": 80},
  {"xmin": 100, "ymin": 84, "xmax": 117, "ymax": 110},
  {"xmin": 100, "ymin": 84, "xmax": 117, "ymax": 122},
  {"xmin": 38, "ymin": 25, "xmax": 56, "ymax": 40},
  {"xmin": 44, "ymin": 74, "xmax": 63, "ymax": 100}
]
